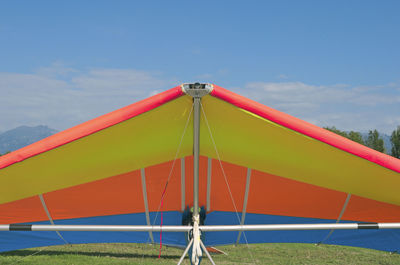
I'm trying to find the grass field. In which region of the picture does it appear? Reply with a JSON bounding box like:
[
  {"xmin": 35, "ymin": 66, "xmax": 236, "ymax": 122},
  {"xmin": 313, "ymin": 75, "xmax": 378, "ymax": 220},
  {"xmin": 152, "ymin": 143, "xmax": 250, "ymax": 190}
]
[{"xmin": 1, "ymin": 243, "xmax": 400, "ymax": 265}]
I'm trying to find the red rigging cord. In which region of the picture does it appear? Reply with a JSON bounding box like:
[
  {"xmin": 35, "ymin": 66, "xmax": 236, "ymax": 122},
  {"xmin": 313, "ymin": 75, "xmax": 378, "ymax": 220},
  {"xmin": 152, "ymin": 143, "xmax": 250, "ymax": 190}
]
[
  {"xmin": 158, "ymin": 181, "xmax": 169, "ymax": 258},
  {"xmin": 146, "ymin": 103, "xmax": 192, "ymax": 259},
  {"xmin": 157, "ymin": 107, "xmax": 194, "ymax": 258}
]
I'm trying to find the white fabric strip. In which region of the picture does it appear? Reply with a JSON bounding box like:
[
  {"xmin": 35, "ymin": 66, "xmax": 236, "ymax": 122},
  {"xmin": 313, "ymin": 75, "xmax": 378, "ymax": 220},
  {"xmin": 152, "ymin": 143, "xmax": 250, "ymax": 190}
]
[
  {"xmin": 206, "ymin": 157, "xmax": 212, "ymax": 212},
  {"xmin": 38, "ymin": 194, "xmax": 69, "ymax": 244},
  {"xmin": 318, "ymin": 193, "xmax": 352, "ymax": 244},
  {"xmin": 181, "ymin": 157, "xmax": 185, "ymax": 212},
  {"xmin": 236, "ymin": 168, "xmax": 252, "ymax": 245},
  {"xmin": 140, "ymin": 168, "xmax": 154, "ymax": 243}
]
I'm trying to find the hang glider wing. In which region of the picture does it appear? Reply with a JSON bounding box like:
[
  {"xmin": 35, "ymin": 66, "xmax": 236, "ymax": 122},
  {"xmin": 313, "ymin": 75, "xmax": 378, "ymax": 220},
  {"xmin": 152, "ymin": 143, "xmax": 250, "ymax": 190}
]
[{"xmin": 1, "ymin": 84, "xmax": 400, "ymax": 253}]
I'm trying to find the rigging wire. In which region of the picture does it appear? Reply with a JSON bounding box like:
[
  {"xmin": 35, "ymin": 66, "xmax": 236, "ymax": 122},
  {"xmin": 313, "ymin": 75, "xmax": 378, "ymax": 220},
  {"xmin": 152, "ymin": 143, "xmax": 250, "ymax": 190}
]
[
  {"xmin": 12, "ymin": 248, "xmax": 45, "ymax": 265},
  {"xmin": 140, "ymin": 102, "xmax": 194, "ymax": 263},
  {"xmin": 318, "ymin": 193, "xmax": 352, "ymax": 245},
  {"xmin": 200, "ymin": 101, "xmax": 258, "ymax": 265}
]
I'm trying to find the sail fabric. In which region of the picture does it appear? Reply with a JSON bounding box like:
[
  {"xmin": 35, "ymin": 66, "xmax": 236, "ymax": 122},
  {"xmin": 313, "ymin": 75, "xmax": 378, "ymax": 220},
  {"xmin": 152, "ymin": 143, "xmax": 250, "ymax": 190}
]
[
  {"xmin": 1, "ymin": 84, "xmax": 400, "ymax": 253},
  {"xmin": 0, "ymin": 86, "xmax": 191, "ymax": 204},
  {"xmin": 202, "ymin": 86, "xmax": 400, "ymax": 206}
]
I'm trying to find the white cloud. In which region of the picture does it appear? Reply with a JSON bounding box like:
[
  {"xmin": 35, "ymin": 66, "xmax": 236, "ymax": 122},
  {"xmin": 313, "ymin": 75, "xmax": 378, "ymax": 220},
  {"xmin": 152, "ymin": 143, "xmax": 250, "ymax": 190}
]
[
  {"xmin": 35, "ymin": 62, "xmax": 78, "ymax": 78},
  {"xmin": 230, "ymin": 81, "xmax": 400, "ymax": 134},
  {"xmin": 348, "ymin": 94, "xmax": 400, "ymax": 106},
  {"xmin": 72, "ymin": 69, "xmax": 166, "ymax": 92},
  {"xmin": 1, "ymin": 67, "xmax": 399, "ymax": 135},
  {"xmin": 0, "ymin": 65, "xmax": 174, "ymax": 132}
]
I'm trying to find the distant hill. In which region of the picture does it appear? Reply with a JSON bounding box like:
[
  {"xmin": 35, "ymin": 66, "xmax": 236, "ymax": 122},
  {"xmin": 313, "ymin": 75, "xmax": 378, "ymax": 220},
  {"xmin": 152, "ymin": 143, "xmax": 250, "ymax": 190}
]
[{"xmin": 0, "ymin": 125, "xmax": 58, "ymax": 154}]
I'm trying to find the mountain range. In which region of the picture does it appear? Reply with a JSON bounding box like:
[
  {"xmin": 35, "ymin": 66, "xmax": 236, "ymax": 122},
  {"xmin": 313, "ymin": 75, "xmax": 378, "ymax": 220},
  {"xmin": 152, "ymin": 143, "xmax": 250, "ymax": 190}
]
[{"xmin": 0, "ymin": 125, "xmax": 58, "ymax": 154}]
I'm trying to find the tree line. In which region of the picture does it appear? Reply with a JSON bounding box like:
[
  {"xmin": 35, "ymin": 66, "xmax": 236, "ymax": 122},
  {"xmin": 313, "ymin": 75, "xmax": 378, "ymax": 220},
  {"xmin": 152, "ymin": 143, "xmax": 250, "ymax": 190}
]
[{"xmin": 324, "ymin": 126, "xmax": 400, "ymax": 158}]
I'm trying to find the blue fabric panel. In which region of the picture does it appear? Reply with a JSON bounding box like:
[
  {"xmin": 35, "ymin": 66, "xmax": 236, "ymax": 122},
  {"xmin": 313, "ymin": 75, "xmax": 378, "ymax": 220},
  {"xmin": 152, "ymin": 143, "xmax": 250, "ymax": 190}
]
[
  {"xmin": 0, "ymin": 212, "xmax": 187, "ymax": 253},
  {"xmin": 1, "ymin": 211, "xmax": 400, "ymax": 253},
  {"xmin": 204, "ymin": 212, "xmax": 331, "ymax": 245},
  {"xmin": 326, "ymin": 227, "xmax": 400, "ymax": 252},
  {"xmin": 204, "ymin": 212, "xmax": 400, "ymax": 253},
  {"xmin": 56, "ymin": 212, "xmax": 186, "ymax": 247},
  {"xmin": 0, "ymin": 220, "xmax": 65, "ymax": 252}
]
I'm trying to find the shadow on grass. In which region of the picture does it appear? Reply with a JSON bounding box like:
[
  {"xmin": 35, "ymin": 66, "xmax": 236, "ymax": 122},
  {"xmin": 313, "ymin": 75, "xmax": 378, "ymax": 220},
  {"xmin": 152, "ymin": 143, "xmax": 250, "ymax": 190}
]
[{"xmin": 0, "ymin": 249, "xmax": 181, "ymax": 260}]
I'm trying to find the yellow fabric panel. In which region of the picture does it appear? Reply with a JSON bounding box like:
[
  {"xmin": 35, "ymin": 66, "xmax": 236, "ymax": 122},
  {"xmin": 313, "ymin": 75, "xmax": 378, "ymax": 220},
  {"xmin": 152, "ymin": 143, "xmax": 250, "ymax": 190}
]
[
  {"xmin": 0, "ymin": 96, "xmax": 193, "ymax": 204},
  {"xmin": 200, "ymin": 96, "xmax": 400, "ymax": 206}
]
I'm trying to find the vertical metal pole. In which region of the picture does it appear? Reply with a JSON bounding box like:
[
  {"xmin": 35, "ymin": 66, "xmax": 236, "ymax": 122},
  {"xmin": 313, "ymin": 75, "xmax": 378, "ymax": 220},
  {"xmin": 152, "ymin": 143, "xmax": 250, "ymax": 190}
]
[
  {"xmin": 140, "ymin": 168, "xmax": 154, "ymax": 243},
  {"xmin": 193, "ymin": 97, "xmax": 201, "ymax": 217},
  {"xmin": 181, "ymin": 83, "xmax": 213, "ymax": 265}
]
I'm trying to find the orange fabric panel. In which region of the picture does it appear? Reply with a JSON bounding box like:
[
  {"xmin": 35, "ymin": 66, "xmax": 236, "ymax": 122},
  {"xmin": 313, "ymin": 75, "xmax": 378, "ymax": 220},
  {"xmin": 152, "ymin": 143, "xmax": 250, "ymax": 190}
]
[
  {"xmin": 247, "ymin": 170, "xmax": 347, "ymax": 220},
  {"xmin": 184, "ymin": 156, "xmax": 194, "ymax": 208},
  {"xmin": 209, "ymin": 159, "xmax": 247, "ymax": 212},
  {"xmin": 183, "ymin": 156, "xmax": 208, "ymax": 209},
  {"xmin": 44, "ymin": 169, "xmax": 144, "ymax": 220},
  {"xmin": 342, "ymin": 195, "xmax": 400, "ymax": 222},
  {"xmin": 146, "ymin": 159, "xmax": 182, "ymax": 212},
  {"xmin": 0, "ymin": 196, "xmax": 48, "ymax": 224}
]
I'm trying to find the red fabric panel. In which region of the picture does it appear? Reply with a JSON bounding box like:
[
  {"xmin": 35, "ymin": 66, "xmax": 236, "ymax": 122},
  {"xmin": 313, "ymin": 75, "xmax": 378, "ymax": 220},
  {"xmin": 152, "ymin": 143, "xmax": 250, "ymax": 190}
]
[
  {"xmin": 0, "ymin": 196, "xmax": 48, "ymax": 224},
  {"xmin": 211, "ymin": 84, "xmax": 400, "ymax": 174},
  {"xmin": 44, "ymin": 169, "xmax": 144, "ymax": 220},
  {"xmin": 209, "ymin": 159, "xmax": 247, "ymax": 212},
  {"xmin": 247, "ymin": 170, "xmax": 347, "ymax": 219},
  {"xmin": 145, "ymin": 160, "xmax": 182, "ymax": 212},
  {"xmin": 342, "ymin": 195, "xmax": 400, "ymax": 222},
  {"xmin": 0, "ymin": 86, "xmax": 183, "ymax": 170}
]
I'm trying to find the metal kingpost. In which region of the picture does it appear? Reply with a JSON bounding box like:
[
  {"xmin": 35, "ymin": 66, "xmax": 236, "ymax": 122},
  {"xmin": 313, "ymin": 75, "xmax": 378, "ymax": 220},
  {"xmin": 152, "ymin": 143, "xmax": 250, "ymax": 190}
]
[{"xmin": 181, "ymin": 83, "xmax": 214, "ymax": 265}]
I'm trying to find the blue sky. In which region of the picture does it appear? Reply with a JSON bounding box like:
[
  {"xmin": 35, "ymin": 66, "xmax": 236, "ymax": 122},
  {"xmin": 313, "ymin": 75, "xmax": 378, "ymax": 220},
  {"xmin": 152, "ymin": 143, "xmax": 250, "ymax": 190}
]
[{"xmin": 1, "ymin": 1, "xmax": 399, "ymax": 134}]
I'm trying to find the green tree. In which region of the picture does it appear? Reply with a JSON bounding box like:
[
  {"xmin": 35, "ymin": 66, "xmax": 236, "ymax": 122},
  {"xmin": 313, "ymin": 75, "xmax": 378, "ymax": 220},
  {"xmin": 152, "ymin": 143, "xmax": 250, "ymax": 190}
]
[
  {"xmin": 347, "ymin": 131, "xmax": 365, "ymax": 145},
  {"xmin": 324, "ymin": 126, "xmax": 349, "ymax": 138},
  {"xmin": 391, "ymin": 126, "xmax": 400, "ymax": 158},
  {"xmin": 366, "ymin": 129, "xmax": 385, "ymax": 153},
  {"xmin": 324, "ymin": 127, "xmax": 365, "ymax": 145}
]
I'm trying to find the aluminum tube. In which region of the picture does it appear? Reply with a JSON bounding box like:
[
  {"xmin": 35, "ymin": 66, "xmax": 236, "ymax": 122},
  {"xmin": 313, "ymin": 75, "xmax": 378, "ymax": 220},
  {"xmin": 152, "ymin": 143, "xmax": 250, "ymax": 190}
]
[
  {"xmin": 4, "ymin": 223, "xmax": 400, "ymax": 232},
  {"xmin": 34, "ymin": 225, "xmax": 191, "ymax": 232},
  {"xmin": 199, "ymin": 224, "xmax": 360, "ymax": 231},
  {"xmin": 0, "ymin": 225, "xmax": 10, "ymax": 231},
  {"xmin": 0, "ymin": 225, "xmax": 192, "ymax": 232},
  {"xmin": 193, "ymin": 97, "xmax": 201, "ymax": 217},
  {"xmin": 177, "ymin": 238, "xmax": 194, "ymax": 265},
  {"xmin": 140, "ymin": 168, "xmax": 154, "ymax": 243},
  {"xmin": 200, "ymin": 240, "xmax": 216, "ymax": 265},
  {"xmin": 378, "ymin": 223, "xmax": 400, "ymax": 229}
]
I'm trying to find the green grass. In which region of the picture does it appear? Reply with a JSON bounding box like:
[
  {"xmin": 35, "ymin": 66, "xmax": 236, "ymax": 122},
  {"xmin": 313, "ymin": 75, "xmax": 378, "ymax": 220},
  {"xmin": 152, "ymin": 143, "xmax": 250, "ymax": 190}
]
[{"xmin": 1, "ymin": 243, "xmax": 400, "ymax": 265}]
